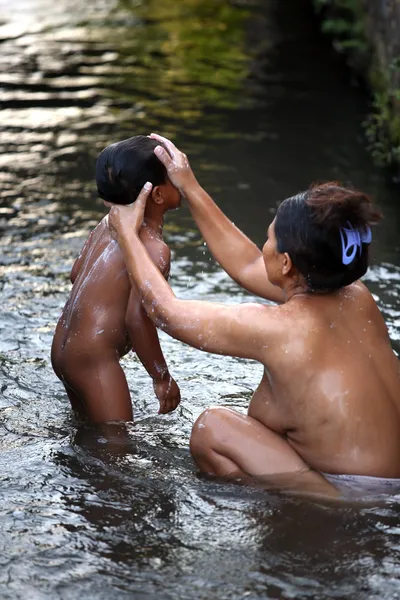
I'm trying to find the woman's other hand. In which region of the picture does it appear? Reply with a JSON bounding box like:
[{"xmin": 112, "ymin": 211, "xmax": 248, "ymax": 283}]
[
  {"xmin": 149, "ymin": 133, "xmax": 197, "ymax": 194},
  {"xmin": 105, "ymin": 182, "xmax": 153, "ymax": 243}
]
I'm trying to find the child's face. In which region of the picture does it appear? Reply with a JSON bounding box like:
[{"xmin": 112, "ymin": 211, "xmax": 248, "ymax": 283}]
[{"xmin": 158, "ymin": 178, "xmax": 182, "ymax": 211}]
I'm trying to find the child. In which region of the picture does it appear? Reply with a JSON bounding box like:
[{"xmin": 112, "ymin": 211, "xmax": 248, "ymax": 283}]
[{"xmin": 51, "ymin": 135, "xmax": 181, "ymax": 423}]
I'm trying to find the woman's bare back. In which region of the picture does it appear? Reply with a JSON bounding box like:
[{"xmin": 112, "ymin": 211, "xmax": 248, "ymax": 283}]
[{"xmin": 249, "ymin": 282, "xmax": 400, "ymax": 476}]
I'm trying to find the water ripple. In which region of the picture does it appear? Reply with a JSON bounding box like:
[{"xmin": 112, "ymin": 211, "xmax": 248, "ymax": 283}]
[{"xmin": 1, "ymin": 0, "xmax": 400, "ymax": 598}]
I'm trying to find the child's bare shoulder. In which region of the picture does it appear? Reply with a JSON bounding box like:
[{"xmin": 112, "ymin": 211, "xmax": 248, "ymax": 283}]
[
  {"xmin": 139, "ymin": 227, "xmax": 171, "ymax": 278},
  {"xmin": 73, "ymin": 218, "xmax": 126, "ymax": 280}
]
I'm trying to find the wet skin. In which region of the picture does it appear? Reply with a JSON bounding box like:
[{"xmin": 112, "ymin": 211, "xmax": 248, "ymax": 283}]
[
  {"xmin": 51, "ymin": 180, "xmax": 181, "ymax": 423},
  {"xmin": 106, "ymin": 135, "xmax": 400, "ymax": 494}
]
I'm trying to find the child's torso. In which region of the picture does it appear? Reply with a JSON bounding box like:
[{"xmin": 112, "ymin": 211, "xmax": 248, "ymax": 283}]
[{"xmin": 54, "ymin": 220, "xmax": 132, "ymax": 362}]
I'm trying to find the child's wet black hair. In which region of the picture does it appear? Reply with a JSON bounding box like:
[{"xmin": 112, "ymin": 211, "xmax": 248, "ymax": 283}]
[
  {"xmin": 274, "ymin": 182, "xmax": 383, "ymax": 292},
  {"xmin": 96, "ymin": 135, "xmax": 167, "ymax": 205}
]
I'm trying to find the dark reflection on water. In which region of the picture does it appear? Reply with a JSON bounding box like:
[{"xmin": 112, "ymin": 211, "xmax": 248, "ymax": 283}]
[{"xmin": 1, "ymin": 0, "xmax": 400, "ymax": 598}]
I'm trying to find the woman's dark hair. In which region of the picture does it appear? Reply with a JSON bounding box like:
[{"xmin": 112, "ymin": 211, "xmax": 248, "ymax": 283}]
[
  {"xmin": 274, "ymin": 182, "xmax": 383, "ymax": 292},
  {"xmin": 96, "ymin": 135, "xmax": 167, "ymax": 205}
]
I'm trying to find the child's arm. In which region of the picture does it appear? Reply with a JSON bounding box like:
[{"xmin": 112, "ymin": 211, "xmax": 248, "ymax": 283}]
[{"xmin": 125, "ymin": 237, "xmax": 180, "ymax": 414}]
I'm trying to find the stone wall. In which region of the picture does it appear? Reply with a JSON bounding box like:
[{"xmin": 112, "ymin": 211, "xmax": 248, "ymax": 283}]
[
  {"xmin": 314, "ymin": 0, "xmax": 400, "ymax": 174},
  {"xmin": 361, "ymin": 0, "xmax": 400, "ymax": 80},
  {"xmin": 361, "ymin": 0, "xmax": 400, "ymax": 173}
]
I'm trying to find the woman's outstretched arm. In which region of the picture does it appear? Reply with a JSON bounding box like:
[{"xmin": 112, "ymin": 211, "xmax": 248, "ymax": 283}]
[
  {"xmin": 107, "ymin": 184, "xmax": 273, "ymax": 362},
  {"xmin": 149, "ymin": 133, "xmax": 284, "ymax": 304}
]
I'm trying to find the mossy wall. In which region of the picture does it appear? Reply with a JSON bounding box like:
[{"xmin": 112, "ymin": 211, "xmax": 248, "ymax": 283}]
[{"xmin": 314, "ymin": 0, "xmax": 400, "ymax": 176}]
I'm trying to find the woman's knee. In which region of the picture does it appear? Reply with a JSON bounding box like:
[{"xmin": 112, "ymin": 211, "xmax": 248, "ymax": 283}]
[{"xmin": 190, "ymin": 406, "xmax": 234, "ymax": 457}]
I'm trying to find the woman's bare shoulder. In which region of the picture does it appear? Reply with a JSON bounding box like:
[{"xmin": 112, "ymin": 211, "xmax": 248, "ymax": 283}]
[
  {"xmin": 349, "ymin": 280, "xmax": 371, "ymax": 295},
  {"xmin": 347, "ymin": 280, "xmax": 379, "ymax": 310},
  {"xmin": 251, "ymin": 301, "xmax": 298, "ymax": 338}
]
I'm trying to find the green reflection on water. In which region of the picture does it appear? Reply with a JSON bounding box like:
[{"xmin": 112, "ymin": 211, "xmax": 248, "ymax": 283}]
[{"xmin": 98, "ymin": 0, "xmax": 252, "ymax": 130}]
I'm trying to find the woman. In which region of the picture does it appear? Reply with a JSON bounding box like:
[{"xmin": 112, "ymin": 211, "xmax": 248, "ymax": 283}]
[{"xmin": 107, "ymin": 134, "xmax": 400, "ymax": 496}]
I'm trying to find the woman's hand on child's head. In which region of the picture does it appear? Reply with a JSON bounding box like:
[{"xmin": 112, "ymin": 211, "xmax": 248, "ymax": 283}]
[
  {"xmin": 154, "ymin": 375, "xmax": 181, "ymax": 414},
  {"xmin": 149, "ymin": 133, "xmax": 196, "ymax": 194},
  {"xmin": 107, "ymin": 182, "xmax": 153, "ymax": 242}
]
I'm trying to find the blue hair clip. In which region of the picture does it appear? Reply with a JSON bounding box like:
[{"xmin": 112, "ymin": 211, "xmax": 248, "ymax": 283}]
[{"xmin": 340, "ymin": 222, "xmax": 372, "ymax": 265}]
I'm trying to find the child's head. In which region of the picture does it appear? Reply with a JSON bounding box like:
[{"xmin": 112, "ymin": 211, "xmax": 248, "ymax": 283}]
[{"xmin": 96, "ymin": 135, "xmax": 180, "ymax": 210}]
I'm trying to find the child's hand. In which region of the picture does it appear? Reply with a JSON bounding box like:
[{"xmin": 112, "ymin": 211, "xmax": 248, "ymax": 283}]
[
  {"xmin": 149, "ymin": 133, "xmax": 197, "ymax": 193},
  {"xmin": 153, "ymin": 375, "xmax": 181, "ymax": 414},
  {"xmin": 106, "ymin": 182, "xmax": 153, "ymax": 242}
]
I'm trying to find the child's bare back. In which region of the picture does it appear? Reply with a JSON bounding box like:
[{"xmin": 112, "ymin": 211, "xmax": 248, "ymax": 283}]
[{"xmin": 51, "ymin": 135, "xmax": 181, "ymax": 422}]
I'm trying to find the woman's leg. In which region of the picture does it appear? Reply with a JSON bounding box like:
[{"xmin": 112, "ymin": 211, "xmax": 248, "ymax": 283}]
[
  {"xmin": 190, "ymin": 407, "xmax": 338, "ymax": 496},
  {"xmin": 190, "ymin": 407, "xmax": 306, "ymax": 477}
]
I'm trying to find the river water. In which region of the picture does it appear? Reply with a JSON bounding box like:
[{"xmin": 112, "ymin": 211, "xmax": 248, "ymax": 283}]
[{"xmin": 1, "ymin": 0, "xmax": 400, "ymax": 598}]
